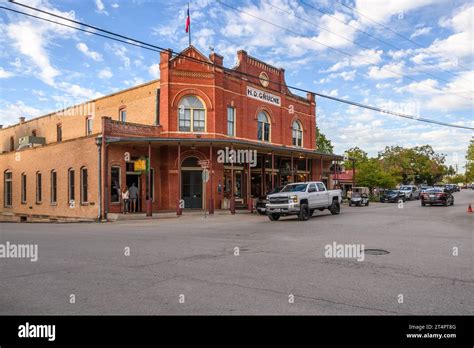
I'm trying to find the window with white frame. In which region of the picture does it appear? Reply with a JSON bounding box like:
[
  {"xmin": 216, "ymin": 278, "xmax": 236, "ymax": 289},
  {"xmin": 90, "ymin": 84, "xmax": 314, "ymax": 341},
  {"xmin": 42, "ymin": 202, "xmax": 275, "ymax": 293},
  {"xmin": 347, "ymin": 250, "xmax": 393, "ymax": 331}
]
[
  {"xmin": 178, "ymin": 96, "xmax": 205, "ymax": 132},
  {"xmin": 292, "ymin": 120, "xmax": 303, "ymax": 147},
  {"xmin": 227, "ymin": 107, "xmax": 235, "ymax": 136},
  {"xmin": 257, "ymin": 111, "xmax": 270, "ymax": 142}
]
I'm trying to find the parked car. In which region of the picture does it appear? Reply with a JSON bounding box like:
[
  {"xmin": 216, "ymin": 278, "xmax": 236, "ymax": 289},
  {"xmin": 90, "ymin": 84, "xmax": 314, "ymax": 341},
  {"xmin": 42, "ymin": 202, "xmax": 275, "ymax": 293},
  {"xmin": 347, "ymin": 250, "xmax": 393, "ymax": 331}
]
[
  {"xmin": 421, "ymin": 188, "xmax": 454, "ymax": 206},
  {"xmin": 444, "ymin": 184, "xmax": 459, "ymax": 192},
  {"xmin": 380, "ymin": 189, "xmax": 406, "ymax": 203},
  {"xmin": 256, "ymin": 186, "xmax": 282, "ymax": 215},
  {"xmin": 420, "ymin": 186, "xmax": 433, "ymax": 194},
  {"xmin": 349, "ymin": 187, "xmax": 369, "ymax": 206},
  {"xmin": 266, "ymin": 181, "xmax": 342, "ymax": 221},
  {"xmin": 398, "ymin": 185, "xmax": 420, "ymax": 200}
]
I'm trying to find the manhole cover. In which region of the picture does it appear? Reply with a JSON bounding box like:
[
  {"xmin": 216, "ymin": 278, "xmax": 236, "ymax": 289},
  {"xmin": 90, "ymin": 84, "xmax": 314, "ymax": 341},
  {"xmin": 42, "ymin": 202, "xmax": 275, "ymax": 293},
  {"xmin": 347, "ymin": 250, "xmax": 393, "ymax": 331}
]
[{"xmin": 364, "ymin": 249, "xmax": 389, "ymax": 255}]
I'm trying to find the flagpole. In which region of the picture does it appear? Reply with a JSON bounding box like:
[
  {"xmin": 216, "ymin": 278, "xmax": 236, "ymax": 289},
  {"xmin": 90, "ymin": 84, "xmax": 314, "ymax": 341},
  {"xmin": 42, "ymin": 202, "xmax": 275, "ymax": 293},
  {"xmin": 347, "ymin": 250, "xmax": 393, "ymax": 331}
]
[{"xmin": 188, "ymin": 2, "xmax": 191, "ymax": 46}]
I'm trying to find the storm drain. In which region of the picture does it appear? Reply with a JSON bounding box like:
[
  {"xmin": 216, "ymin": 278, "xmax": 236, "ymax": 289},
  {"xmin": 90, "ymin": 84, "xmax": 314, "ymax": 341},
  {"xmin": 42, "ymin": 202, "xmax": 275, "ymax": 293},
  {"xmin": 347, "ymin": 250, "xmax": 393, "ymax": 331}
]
[{"xmin": 364, "ymin": 249, "xmax": 390, "ymax": 255}]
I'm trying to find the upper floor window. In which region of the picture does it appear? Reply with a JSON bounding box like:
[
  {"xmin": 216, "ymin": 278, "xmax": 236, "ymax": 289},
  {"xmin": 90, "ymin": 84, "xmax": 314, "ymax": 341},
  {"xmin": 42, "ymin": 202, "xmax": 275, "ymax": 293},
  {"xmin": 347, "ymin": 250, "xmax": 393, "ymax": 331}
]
[
  {"xmin": 56, "ymin": 124, "xmax": 62, "ymax": 142},
  {"xmin": 32, "ymin": 130, "xmax": 37, "ymax": 137},
  {"xmin": 10, "ymin": 136, "xmax": 14, "ymax": 151},
  {"xmin": 227, "ymin": 107, "xmax": 235, "ymax": 136},
  {"xmin": 292, "ymin": 120, "xmax": 303, "ymax": 147},
  {"xmin": 119, "ymin": 108, "xmax": 126, "ymax": 123},
  {"xmin": 257, "ymin": 111, "xmax": 270, "ymax": 142},
  {"xmin": 178, "ymin": 96, "xmax": 205, "ymax": 132},
  {"xmin": 86, "ymin": 117, "xmax": 93, "ymax": 135},
  {"xmin": 4, "ymin": 171, "xmax": 12, "ymax": 207}
]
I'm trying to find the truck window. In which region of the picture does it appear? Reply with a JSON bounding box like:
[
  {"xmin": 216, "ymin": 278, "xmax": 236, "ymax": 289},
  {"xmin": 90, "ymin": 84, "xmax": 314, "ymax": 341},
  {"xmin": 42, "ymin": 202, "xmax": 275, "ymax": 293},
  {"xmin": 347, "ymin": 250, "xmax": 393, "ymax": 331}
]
[
  {"xmin": 308, "ymin": 184, "xmax": 316, "ymax": 192},
  {"xmin": 316, "ymin": 183, "xmax": 326, "ymax": 191}
]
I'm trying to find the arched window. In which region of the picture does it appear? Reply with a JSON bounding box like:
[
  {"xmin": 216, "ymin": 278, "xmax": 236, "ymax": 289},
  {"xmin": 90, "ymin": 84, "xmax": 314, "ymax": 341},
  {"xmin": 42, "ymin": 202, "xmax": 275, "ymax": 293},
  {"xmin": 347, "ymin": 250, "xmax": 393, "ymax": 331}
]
[
  {"xmin": 257, "ymin": 111, "xmax": 270, "ymax": 142},
  {"xmin": 178, "ymin": 96, "xmax": 205, "ymax": 132},
  {"xmin": 292, "ymin": 121, "xmax": 303, "ymax": 147},
  {"xmin": 182, "ymin": 157, "xmax": 200, "ymax": 167}
]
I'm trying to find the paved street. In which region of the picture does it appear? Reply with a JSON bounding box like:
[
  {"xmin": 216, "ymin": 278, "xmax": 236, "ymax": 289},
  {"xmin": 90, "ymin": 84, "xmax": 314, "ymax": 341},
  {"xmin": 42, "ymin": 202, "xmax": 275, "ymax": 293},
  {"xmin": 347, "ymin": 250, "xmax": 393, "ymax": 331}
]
[{"xmin": 1, "ymin": 190, "xmax": 472, "ymax": 315}]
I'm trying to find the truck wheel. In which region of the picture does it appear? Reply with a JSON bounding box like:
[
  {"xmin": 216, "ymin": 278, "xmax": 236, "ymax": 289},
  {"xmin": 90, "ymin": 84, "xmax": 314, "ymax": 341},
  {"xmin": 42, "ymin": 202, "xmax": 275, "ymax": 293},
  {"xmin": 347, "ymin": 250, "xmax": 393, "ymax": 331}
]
[
  {"xmin": 268, "ymin": 213, "xmax": 280, "ymax": 221},
  {"xmin": 309, "ymin": 209, "xmax": 315, "ymax": 216},
  {"xmin": 366, "ymin": 201, "xmax": 369, "ymax": 206},
  {"xmin": 298, "ymin": 204, "xmax": 310, "ymax": 221},
  {"xmin": 329, "ymin": 200, "xmax": 340, "ymax": 215}
]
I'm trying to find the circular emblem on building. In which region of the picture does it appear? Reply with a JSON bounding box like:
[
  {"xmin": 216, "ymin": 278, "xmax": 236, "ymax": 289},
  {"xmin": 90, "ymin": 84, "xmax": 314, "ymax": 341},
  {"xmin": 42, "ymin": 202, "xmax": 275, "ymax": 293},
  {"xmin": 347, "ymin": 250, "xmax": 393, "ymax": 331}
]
[{"xmin": 259, "ymin": 71, "xmax": 269, "ymax": 87}]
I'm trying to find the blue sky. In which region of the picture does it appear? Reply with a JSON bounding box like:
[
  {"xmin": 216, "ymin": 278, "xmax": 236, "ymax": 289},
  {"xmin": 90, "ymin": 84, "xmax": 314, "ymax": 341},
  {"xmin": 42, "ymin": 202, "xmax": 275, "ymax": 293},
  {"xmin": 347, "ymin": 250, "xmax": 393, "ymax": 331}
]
[{"xmin": 0, "ymin": 0, "xmax": 473, "ymax": 171}]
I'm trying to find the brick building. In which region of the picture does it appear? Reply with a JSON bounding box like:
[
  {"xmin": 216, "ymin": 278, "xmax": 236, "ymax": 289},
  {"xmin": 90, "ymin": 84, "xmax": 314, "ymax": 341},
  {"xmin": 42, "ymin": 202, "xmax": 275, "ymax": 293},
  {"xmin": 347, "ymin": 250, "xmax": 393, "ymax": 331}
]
[{"xmin": 0, "ymin": 46, "xmax": 342, "ymax": 221}]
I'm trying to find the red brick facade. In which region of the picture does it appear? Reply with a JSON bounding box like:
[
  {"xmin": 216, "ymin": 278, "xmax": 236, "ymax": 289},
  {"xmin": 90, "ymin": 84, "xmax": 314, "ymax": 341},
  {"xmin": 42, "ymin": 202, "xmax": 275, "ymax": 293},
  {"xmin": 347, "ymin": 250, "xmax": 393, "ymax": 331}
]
[{"xmin": 0, "ymin": 46, "xmax": 341, "ymax": 221}]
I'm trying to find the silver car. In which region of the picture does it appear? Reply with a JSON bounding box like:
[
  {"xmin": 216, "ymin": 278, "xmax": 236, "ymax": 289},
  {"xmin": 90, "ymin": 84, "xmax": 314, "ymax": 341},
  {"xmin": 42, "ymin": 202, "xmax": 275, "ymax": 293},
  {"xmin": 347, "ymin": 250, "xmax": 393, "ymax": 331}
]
[{"xmin": 399, "ymin": 185, "xmax": 420, "ymax": 200}]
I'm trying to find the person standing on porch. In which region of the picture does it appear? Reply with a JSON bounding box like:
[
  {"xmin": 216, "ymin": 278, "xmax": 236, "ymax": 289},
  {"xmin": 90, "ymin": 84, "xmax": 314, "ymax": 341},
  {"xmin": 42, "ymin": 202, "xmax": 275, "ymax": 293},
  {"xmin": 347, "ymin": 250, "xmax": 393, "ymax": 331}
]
[
  {"xmin": 129, "ymin": 182, "xmax": 138, "ymax": 213},
  {"xmin": 122, "ymin": 186, "xmax": 130, "ymax": 214}
]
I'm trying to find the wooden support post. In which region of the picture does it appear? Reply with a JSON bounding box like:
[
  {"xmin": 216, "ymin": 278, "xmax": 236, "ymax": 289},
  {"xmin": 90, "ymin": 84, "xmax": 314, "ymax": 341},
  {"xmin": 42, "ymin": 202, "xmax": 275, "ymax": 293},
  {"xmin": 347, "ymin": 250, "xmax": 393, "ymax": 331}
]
[
  {"xmin": 176, "ymin": 142, "xmax": 182, "ymax": 215},
  {"xmin": 209, "ymin": 143, "xmax": 214, "ymax": 214},
  {"xmin": 146, "ymin": 142, "xmax": 152, "ymax": 216},
  {"xmin": 271, "ymin": 151, "xmax": 275, "ymax": 190},
  {"xmin": 230, "ymin": 144, "xmax": 235, "ymax": 214}
]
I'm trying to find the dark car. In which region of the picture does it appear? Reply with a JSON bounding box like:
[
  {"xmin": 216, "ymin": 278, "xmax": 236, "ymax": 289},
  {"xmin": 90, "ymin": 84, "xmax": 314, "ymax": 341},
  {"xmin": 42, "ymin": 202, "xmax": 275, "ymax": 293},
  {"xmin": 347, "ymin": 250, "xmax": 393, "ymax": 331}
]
[
  {"xmin": 421, "ymin": 188, "xmax": 454, "ymax": 206},
  {"xmin": 256, "ymin": 186, "xmax": 282, "ymax": 215},
  {"xmin": 444, "ymin": 184, "xmax": 459, "ymax": 192},
  {"xmin": 380, "ymin": 189, "xmax": 406, "ymax": 203}
]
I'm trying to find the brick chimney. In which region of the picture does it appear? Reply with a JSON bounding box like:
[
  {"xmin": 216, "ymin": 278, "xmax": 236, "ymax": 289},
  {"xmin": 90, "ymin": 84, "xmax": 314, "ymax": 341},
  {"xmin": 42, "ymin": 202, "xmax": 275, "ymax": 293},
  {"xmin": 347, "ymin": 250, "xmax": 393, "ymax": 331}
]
[
  {"xmin": 209, "ymin": 52, "xmax": 223, "ymax": 66},
  {"xmin": 19, "ymin": 116, "xmax": 25, "ymax": 124}
]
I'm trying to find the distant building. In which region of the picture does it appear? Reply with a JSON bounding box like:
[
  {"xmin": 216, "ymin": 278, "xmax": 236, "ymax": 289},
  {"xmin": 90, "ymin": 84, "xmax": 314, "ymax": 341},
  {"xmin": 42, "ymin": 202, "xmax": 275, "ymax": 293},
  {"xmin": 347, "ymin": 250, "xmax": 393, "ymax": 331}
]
[{"xmin": 1, "ymin": 46, "xmax": 342, "ymax": 221}]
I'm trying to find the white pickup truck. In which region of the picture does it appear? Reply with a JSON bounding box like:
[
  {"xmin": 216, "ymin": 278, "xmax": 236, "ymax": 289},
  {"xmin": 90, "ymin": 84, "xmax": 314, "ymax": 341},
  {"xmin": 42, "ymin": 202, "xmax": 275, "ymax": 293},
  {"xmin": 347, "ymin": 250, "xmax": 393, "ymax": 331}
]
[{"xmin": 266, "ymin": 181, "xmax": 342, "ymax": 221}]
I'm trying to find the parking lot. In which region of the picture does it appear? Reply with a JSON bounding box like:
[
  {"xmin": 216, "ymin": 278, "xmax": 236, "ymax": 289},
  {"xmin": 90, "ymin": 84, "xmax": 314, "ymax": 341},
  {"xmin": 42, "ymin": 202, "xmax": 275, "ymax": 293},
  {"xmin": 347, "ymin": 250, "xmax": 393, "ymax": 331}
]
[{"xmin": 0, "ymin": 190, "xmax": 472, "ymax": 315}]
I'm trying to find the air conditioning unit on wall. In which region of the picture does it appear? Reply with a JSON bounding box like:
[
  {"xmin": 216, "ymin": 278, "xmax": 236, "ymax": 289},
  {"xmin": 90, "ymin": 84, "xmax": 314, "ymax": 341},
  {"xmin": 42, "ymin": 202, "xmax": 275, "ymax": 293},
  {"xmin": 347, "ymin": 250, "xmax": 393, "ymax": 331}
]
[{"xmin": 18, "ymin": 136, "xmax": 46, "ymax": 149}]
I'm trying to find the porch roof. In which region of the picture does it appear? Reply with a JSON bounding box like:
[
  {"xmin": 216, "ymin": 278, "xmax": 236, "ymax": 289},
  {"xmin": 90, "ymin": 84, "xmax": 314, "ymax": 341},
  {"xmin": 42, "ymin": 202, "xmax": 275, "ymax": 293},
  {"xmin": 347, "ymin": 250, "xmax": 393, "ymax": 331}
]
[{"xmin": 100, "ymin": 136, "xmax": 343, "ymax": 160}]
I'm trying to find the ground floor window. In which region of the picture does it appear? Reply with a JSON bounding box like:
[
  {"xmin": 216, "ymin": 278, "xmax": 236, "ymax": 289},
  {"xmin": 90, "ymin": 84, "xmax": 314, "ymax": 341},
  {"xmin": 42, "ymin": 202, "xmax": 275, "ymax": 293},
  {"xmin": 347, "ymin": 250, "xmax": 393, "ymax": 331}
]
[
  {"xmin": 4, "ymin": 171, "xmax": 12, "ymax": 207},
  {"xmin": 111, "ymin": 166, "xmax": 121, "ymax": 203},
  {"xmin": 51, "ymin": 170, "xmax": 57, "ymax": 204},
  {"xmin": 68, "ymin": 169, "xmax": 75, "ymax": 202},
  {"xmin": 81, "ymin": 167, "xmax": 88, "ymax": 203},
  {"xmin": 36, "ymin": 172, "xmax": 42, "ymax": 203},
  {"xmin": 21, "ymin": 173, "xmax": 27, "ymax": 203}
]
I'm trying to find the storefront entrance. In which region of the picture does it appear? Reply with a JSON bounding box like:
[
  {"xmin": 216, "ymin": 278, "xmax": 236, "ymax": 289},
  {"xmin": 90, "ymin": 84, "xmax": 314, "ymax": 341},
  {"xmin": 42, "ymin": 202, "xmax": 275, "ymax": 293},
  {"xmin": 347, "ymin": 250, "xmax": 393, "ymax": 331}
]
[
  {"xmin": 126, "ymin": 174, "xmax": 141, "ymax": 212},
  {"xmin": 182, "ymin": 170, "xmax": 203, "ymax": 209}
]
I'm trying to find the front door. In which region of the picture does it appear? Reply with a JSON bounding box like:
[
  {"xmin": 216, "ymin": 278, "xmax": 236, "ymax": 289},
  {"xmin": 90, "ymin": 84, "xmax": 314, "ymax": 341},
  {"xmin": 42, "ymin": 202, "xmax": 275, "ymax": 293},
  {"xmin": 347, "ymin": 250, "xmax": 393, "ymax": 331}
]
[
  {"xmin": 126, "ymin": 174, "xmax": 141, "ymax": 212},
  {"xmin": 182, "ymin": 170, "xmax": 203, "ymax": 209}
]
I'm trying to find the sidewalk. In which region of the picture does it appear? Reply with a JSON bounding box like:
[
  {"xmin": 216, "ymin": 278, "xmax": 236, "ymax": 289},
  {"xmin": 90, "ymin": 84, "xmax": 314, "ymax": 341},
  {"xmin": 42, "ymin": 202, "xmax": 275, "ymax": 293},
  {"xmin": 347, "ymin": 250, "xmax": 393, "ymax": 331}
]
[{"xmin": 107, "ymin": 209, "xmax": 254, "ymax": 221}]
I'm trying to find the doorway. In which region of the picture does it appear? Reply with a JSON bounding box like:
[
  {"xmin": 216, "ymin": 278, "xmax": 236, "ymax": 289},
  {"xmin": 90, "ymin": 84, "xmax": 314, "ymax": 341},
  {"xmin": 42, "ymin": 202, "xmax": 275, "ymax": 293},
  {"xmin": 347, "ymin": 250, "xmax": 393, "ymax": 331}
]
[
  {"xmin": 126, "ymin": 174, "xmax": 141, "ymax": 212},
  {"xmin": 182, "ymin": 170, "xmax": 203, "ymax": 209}
]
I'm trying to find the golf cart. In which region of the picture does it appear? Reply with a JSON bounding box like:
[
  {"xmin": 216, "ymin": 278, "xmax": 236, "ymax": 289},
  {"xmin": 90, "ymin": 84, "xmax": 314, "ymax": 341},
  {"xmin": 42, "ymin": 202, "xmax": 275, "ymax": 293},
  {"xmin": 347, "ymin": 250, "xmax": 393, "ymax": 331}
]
[{"xmin": 349, "ymin": 187, "xmax": 370, "ymax": 206}]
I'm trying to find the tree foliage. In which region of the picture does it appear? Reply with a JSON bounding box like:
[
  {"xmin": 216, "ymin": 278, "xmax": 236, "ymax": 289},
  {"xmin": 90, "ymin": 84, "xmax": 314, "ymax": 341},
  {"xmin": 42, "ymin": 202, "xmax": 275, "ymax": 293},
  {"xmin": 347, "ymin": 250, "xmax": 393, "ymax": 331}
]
[
  {"xmin": 466, "ymin": 138, "xmax": 474, "ymax": 182},
  {"xmin": 316, "ymin": 126, "xmax": 334, "ymax": 154}
]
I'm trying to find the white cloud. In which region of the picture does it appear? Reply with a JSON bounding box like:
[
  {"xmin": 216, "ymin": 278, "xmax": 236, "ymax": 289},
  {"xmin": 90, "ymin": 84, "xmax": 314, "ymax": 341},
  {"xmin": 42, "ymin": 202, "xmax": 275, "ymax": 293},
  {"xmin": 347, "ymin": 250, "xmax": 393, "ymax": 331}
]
[
  {"xmin": 410, "ymin": 26, "xmax": 432, "ymax": 39},
  {"xmin": 0, "ymin": 67, "xmax": 14, "ymax": 78},
  {"xmin": 76, "ymin": 43, "xmax": 103, "ymax": 61},
  {"xmin": 354, "ymin": 0, "xmax": 439, "ymax": 25},
  {"xmin": 107, "ymin": 43, "xmax": 131, "ymax": 68},
  {"xmin": 367, "ymin": 62, "xmax": 406, "ymax": 79},
  {"xmin": 148, "ymin": 64, "xmax": 160, "ymax": 79},
  {"xmin": 95, "ymin": 0, "xmax": 109, "ymax": 15},
  {"xmin": 98, "ymin": 68, "xmax": 113, "ymax": 79},
  {"xmin": 123, "ymin": 77, "xmax": 145, "ymax": 87},
  {"xmin": 0, "ymin": 101, "xmax": 44, "ymax": 127},
  {"xmin": 111, "ymin": 3, "xmax": 119, "ymax": 9},
  {"xmin": 325, "ymin": 49, "xmax": 383, "ymax": 72}
]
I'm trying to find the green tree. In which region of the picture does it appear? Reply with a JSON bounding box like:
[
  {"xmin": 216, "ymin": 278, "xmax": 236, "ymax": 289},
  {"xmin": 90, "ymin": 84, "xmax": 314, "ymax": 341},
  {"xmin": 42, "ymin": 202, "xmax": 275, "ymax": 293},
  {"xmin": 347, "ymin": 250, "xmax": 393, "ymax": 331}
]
[
  {"xmin": 343, "ymin": 147, "xmax": 368, "ymax": 169},
  {"xmin": 316, "ymin": 126, "xmax": 334, "ymax": 154},
  {"xmin": 378, "ymin": 145, "xmax": 447, "ymax": 185},
  {"xmin": 465, "ymin": 138, "xmax": 474, "ymax": 182},
  {"xmin": 445, "ymin": 174, "xmax": 466, "ymax": 184},
  {"xmin": 356, "ymin": 158, "xmax": 398, "ymax": 192}
]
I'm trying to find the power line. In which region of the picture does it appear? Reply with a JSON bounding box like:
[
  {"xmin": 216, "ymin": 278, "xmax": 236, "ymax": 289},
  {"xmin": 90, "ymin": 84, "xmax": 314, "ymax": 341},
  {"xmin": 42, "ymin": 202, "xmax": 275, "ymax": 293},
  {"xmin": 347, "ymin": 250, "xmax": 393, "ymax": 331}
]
[
  {"xmin": 216, "ymin": 0, "xmax": 472, "ymax": 101},
  {"xmin": 335, "ymin": 0, "xmax": 473, "ymax": 73},
  {"xmin": 300, "ymin": 0, "xmax": 473, "ymax": 85},
  {"xmin": 1, "ymin": 3, "xmax": 473, "ymax": 131},
  {"xmin": 266, "ymin": 1, "xmax": 473, "ymax": 92}
]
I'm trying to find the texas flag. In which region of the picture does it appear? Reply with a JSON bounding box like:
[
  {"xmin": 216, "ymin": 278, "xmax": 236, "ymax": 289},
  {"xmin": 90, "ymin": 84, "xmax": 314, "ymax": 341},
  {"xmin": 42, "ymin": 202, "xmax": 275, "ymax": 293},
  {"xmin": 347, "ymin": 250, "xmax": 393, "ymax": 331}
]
[{"xmin": 185, "ymin": 7, "xmax": 190, "ymax": 33}]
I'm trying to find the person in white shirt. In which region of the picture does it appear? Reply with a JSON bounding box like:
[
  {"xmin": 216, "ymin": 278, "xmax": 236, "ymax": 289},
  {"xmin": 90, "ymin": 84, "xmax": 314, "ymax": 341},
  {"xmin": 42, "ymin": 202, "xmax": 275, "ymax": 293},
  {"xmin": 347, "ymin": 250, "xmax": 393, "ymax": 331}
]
[{"xmin": 122, "ymin": 186, "xmax": 130, "ymax": 214}]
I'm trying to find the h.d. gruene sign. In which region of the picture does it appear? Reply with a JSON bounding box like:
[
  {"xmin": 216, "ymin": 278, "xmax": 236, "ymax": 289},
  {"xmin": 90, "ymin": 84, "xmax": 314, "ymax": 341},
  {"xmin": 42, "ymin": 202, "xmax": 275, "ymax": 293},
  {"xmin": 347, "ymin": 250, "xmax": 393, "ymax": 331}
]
[{"xmin": 246, "ymin": 86, "xmax": 281, "ymax": 107}]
